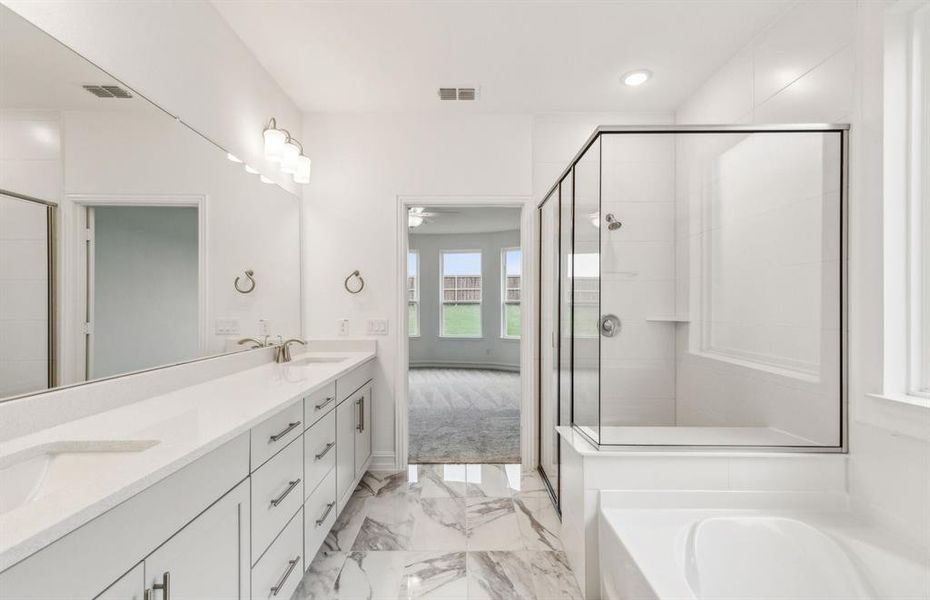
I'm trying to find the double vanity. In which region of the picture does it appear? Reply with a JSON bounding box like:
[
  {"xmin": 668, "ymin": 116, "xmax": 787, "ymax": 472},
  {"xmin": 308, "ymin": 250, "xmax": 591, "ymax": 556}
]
[{"xmin": 0, "ymin": 345, "xmax": 377, "ymax": 600}]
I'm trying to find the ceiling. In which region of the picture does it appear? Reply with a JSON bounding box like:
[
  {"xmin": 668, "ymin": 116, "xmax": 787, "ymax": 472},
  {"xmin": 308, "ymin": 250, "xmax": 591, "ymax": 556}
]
[
  {"xmin": 410, "ymin": 206, "xmax": 521, "ymax": 234},
  {"xmin": 212, "ymin": 0, "xmax": 790, "ymax": 114},
  {"xmin": 0, "ymin": 4, "xmax": 149, "ymax": 112}
]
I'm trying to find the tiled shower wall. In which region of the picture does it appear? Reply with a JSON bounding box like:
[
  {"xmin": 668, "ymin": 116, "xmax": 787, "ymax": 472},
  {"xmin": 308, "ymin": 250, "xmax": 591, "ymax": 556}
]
[
  {"xmin": 0, "ymin": 111, "xmax": 60, "ymax": 398},
  {"xmin": 671, "ymin": 0, "xmax": 856, "ymax": 446}
]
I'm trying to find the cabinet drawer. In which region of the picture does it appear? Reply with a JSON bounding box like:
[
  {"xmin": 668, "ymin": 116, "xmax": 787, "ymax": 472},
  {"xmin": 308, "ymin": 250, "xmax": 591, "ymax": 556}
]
[
  {"xmin": 303, "ymin": 381, "xmax": 336, "ymax": 428},
  {"xmin": 251, "ymin": 437, "xmax": 302, "ymax": 564},
  {"xmin": 304, "ymin": 410, "xmax": 336, "ymax": 498},
  {"xmin": 303, "ymin": 468, "xmax": 337, "ymax": 563},
  {"xmin": 251, "ymin": 511, "xmax": 303, "ymax": 600},
  {"xmin": 336, "ymin": 359, "xmax": 374, "ymax": 403},
  {"xmin": 251, "ymin": 400, "xmax": 303, "ymax": 470}
]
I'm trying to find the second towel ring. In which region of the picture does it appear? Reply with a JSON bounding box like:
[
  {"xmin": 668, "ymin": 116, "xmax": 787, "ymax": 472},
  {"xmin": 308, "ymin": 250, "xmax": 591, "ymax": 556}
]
[
  {"xmin": 235, "ymin": 269, "xmax": 256, "ymax": 294},
  {"xmin": 344, "ymin": 270, "xmax": 365, "ymax": 294}
]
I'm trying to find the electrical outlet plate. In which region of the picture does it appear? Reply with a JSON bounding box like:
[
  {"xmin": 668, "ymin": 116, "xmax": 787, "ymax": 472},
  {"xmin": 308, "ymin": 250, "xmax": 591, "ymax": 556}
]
[
  {"xmin": 367, "ymin": 319, "xmax": 388, "ymax": 335},
  {"xmin": 215, "ymin": 319, "xmax": 240, "ymax": 335},
  {"xmin": 338, "ymin": 319, "xmax": 349, "ymax": 337},
  {"xmin": 258, "ymin": 319, "xmax": 271, "ymax": 336}
]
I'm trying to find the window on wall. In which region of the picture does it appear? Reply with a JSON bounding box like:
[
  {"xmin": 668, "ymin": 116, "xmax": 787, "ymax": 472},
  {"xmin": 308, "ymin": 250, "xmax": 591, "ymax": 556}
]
[
  {"xmin": 441, "ymin": 251, "xmax": 482, "ymax": 337},
  {"xmin": 502, "ymin": 248, "xmax": 522, "ymax": 338},
  {"xmin": 885, "ymin": 3, "xmax": 930, "ymax": 401},
  {"xmin": 408, "ymin": 251, "xmax": 419, "ymax": 337}
]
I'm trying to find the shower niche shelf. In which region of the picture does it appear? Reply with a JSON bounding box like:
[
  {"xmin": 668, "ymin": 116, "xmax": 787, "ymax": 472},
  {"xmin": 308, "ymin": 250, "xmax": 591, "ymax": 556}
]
[{"xmin": 645, "ymin": 316, "xmax": 691, "ymax": 323}]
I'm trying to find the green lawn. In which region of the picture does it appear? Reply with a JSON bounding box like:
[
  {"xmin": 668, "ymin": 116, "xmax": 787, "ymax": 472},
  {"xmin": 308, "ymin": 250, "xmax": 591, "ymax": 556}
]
[
  {"xmin": 504, "ymin": 304, "xmax": 521, "ymax": 337},
  {"xmin": 408, "ymin": 304, "xmax": 419, "ymax": 336},
  {"xmin": 442, "ymin": 303, "xmax": 481, "ymax": 336}
]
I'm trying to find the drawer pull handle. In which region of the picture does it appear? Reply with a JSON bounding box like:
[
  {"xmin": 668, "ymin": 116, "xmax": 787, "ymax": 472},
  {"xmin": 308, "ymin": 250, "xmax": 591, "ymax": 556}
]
[
  {"xmin": 314, "ymin": 396, "xmax": 335, "ymax": 411},
  {"xmin": 269, "ymin": 421, "xmax": 300, "ymax": 443},
  {"xmin": 316, "ymin": 501, "xmax": 336, "ymax": 526},
  {"xmin": 356, "ymin": 396, "xmax": 364, "ymax": 432},
  {"xmin": 315, "ymin": 441, "xmax": 336, "ymax": 460},
  {"xmin": 270, "ymin": 556, "xmax": 300, "ymax": 596},
  {"xmin": 152, "ymin": 571, "xmax": 170, "ymax": 600},
  {"xmin": 270, "ymin": 479, "xmax": 301, "ymax": 507}
]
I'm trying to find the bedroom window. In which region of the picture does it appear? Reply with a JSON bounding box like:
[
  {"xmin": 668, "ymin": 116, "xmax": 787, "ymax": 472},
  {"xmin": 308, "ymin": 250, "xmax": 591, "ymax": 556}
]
[
  {"xmin": 502, "ymin": 248, "xmax": 522, "ymax": 338},
  {"xmin": 441, "ymin": 251, "xmax": 482, "ymax": 337},
  {"xmin": 408, "ymin": 250, "xmax": 419, "ymax": 337}
]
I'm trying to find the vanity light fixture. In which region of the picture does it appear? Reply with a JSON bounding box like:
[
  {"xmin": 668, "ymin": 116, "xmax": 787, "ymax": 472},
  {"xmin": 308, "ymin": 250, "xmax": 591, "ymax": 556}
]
[
  {"xmin": 293, "ymin": 155, "xmax": 312, "ymax": 184},
  {"xmin": 226, "ymin": 152, "xmax": 242, "ymax": 163},
  {"xmin": 263, "ymin": 117, "xmax": 312, "ymax": 184},
  {"xmin": 244, "ymin": 164, "xmax": 259, "ymax": 175},
  {"xmin": 263, "ymin": 118, "xmax": 288, "ymax": 164},
  {"xmin": 622, "ymin": 69, "xmax": 652, "ymax": 87}
]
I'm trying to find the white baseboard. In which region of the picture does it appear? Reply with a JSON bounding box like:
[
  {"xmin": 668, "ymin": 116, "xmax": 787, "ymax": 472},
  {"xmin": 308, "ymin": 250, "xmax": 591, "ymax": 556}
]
[
  {"xmin": 409, "ymin": 361, "xmax": 520, "ymax": 372},
  {"xmin": 370, "ymin": 451, "xmax": 397, "ymax": 472}
]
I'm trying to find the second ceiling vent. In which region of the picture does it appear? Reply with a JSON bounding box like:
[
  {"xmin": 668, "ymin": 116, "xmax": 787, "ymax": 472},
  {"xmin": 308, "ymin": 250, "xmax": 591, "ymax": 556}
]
[{"xmin": 438, "ymin": 87, "xmax": 479, "ymax": 101}]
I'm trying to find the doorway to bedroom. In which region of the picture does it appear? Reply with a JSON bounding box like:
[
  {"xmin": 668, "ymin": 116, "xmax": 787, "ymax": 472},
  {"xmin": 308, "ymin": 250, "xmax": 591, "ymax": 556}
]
[{"xmin": 406, "ymin": 205, "xmax": 523, "ymax": 463}]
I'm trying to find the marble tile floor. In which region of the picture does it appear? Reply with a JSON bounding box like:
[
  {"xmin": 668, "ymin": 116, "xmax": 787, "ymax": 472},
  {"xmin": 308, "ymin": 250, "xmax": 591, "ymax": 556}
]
[{"xmin": 292, "ymin": 464, "xmax": 581, "ymax": 600}]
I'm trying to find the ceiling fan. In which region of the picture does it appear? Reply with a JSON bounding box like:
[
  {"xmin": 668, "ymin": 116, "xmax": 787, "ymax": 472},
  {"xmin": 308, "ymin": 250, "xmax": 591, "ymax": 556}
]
[{"xmin": 408, "ymin": 206, "xmax": 459, "ymax": 228}]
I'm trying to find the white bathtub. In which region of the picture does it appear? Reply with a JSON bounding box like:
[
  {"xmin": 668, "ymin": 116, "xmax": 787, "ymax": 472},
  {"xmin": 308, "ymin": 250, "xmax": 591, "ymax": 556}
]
[{"xmin": 598, "ymin": 491, "xmax": 930, "ymax": 600}]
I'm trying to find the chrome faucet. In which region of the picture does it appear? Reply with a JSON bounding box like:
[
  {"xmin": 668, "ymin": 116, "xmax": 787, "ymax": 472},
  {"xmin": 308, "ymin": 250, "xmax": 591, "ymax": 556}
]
[{"xmin": 275, "ymin": 338, "xmax": 307, "ymax": 363}]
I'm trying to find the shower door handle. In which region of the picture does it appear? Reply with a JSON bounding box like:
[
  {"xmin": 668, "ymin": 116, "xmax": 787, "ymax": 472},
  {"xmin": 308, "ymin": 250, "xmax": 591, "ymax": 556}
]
[{"xmin": 600, "ymin": 314, "xmax": 621, "ymax": 337}]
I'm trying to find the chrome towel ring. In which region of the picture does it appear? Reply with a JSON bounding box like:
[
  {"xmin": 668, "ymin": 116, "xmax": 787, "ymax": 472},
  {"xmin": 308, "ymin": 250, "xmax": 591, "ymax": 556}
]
[
  {"xmin": 344, "ymin": 270, "xmax": 365, "ymax": 294},
  {"xmin": 235, "ymin": 269, "xmax": 256, "ymax": 294}
]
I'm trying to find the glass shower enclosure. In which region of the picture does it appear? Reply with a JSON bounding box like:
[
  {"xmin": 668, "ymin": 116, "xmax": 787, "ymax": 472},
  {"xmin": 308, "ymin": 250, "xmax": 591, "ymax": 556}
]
[{"xmin": 537, "ymin": 125, "xmax": 848, "ymax": 508}]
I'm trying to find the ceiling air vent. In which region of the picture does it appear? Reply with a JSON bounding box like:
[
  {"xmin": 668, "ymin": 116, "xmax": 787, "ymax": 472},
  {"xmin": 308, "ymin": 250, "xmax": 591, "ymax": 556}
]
[
  {"xmin": 438, "ymin": 87, "xmax": 479, "ymax": 101},
  {"xmin": 82, "ymin": 84, "xmax": 133, "ymax": 99}
]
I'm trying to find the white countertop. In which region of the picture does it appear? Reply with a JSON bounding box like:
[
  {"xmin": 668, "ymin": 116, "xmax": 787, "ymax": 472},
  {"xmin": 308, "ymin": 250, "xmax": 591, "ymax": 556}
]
[{"xmin": 0, "ymin": 349, "xmax": 375, "ymax": 571}]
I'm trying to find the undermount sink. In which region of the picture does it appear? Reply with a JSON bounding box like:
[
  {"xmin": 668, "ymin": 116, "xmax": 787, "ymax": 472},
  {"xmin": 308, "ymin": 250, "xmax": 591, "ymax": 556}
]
[
  {"xmin": 291, "ymin": 355, "xmax": 346, "ymax": 365},
  {"xmin": 0, "ymin": 439, "xmax": 159, "ymax": 514}
]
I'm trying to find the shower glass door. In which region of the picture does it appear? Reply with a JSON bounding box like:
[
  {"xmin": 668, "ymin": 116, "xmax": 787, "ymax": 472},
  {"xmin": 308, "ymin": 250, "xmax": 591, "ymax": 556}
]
[
  {"xmin": 572, "ymin": 138, "xmax": 601, "ymax": 444},
  {"xmin": 538, "ymin": 188, "xmax": 560, "ymax": 504}
]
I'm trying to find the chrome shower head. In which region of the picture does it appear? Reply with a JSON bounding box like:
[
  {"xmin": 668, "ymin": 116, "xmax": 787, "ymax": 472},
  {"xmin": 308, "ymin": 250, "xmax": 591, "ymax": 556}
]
[{"xmin": 605, "ymin": 214, "xmax": 622, "ymax": 231}]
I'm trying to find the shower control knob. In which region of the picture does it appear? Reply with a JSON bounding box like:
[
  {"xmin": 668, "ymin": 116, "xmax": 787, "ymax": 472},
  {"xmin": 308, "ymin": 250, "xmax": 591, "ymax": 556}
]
[{"xmin": 600, "ymin": 314, "xmax": 621, "ymax": 337}]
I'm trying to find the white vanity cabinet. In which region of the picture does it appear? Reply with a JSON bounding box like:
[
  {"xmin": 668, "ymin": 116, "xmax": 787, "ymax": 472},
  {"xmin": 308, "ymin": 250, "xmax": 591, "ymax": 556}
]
[
  {"xmin": 0, "ymin": 356, "xmax": 377, "ymax": 600},
  {"xmin": 144, "ymin": 480, "xmax": 250, "ymax": 599}
]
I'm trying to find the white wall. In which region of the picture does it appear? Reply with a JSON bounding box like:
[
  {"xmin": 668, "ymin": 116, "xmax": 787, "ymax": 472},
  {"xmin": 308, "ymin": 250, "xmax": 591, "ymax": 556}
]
[
  {"xmin": 409, "ymin": 229, "xmax": 521, "ymax": 370},
  {"xmin": 674, "ymin": 0, "xmax": 930, "ymax": 548},
  {"xmin": 3, "ymin": 0, "xmax": 302, "ymax": 193},
  {"xmin": 301, "ymin": 113, "xmax": 533, "ymax": 467},
  {"xmin": 92, "ymin": 206, "xmax": 199, "ymax": 378}
]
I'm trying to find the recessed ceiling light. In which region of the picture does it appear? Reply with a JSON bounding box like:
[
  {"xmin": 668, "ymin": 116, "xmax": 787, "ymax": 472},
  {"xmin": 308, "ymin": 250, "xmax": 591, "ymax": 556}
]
[
  {"xmin": 622, "ymin": 69, "xmax": 652, "ymax": 87},
  {"xmin": 227, "ymin": 152, "xmax": 242, "ymax": 163}
]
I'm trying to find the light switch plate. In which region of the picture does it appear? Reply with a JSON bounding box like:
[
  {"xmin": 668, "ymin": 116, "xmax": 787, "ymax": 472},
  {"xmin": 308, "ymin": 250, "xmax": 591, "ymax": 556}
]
[
  {"xmin": 367, "ymin": 319, "xmax": 388, "ymax": 335},
  {"xmin": 215, "ymin": 319, "xmax": 240, "ymax": 335},
  {"xmin": 258, "ymin": 319, "xmax": 272, "ymax": 336},
  {"xmin": 338, "ymin": 319, "xmax": 349, "ymax": 337}
]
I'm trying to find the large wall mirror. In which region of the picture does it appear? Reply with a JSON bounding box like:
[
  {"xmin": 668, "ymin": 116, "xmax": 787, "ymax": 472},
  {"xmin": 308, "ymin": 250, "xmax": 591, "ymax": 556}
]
[{"xmin": 0, "ymin": 5, "xmax": 302, "ymax": 401}]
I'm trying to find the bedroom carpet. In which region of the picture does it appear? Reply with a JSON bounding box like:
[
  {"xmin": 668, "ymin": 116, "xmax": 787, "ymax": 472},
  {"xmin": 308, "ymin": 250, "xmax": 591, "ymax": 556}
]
[{"xmin": 408, "ymin": 368, "xmax": 521, "ymax": 463}]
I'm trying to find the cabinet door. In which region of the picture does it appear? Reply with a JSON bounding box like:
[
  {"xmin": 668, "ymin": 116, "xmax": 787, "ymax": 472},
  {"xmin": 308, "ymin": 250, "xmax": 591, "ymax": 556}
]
[
  {"xmin": 354, "ymin": 383, "xmax": 372, "ymax": 477},
  {"xmin": 144, "ymin": 480, "xmax": 249, "ymax": 600},
  {"xmin": 335, "ymin": 398, "xmax": 356, "ymax": 507},
  {"xmin": 95, "ymin": 563, "xmax": 144, "ymax": 600}
]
